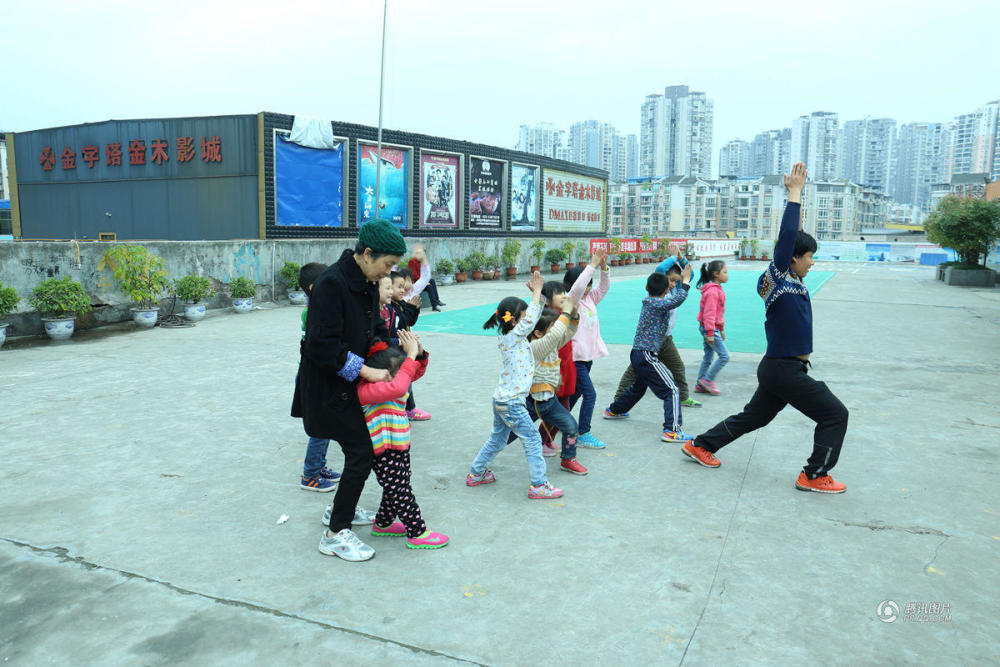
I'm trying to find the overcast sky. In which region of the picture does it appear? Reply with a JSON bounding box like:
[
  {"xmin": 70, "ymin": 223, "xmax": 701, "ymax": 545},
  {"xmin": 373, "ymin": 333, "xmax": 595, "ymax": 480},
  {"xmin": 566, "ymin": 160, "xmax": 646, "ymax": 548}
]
[{"xmin": 4, "ymin": 0, "xmax": 997, "ymax": 176}]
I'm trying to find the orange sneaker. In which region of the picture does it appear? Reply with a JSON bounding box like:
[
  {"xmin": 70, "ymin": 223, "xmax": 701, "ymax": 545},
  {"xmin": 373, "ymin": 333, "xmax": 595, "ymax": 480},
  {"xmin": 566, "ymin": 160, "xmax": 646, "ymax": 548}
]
[
  {"xmin": 681, "ymin": 441, "xmax": 720, "ymax": 468},
  {"xmin": 795, "ymin": 472, "xmax": 846, "ymax": 494}
]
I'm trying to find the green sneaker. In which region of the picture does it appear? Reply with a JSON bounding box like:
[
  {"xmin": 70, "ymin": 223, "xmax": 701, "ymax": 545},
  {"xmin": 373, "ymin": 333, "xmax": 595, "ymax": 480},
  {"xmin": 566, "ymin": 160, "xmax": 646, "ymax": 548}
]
[{"xmin": 681, "ymin": 397, "xmax": 703, "ymax": 408}]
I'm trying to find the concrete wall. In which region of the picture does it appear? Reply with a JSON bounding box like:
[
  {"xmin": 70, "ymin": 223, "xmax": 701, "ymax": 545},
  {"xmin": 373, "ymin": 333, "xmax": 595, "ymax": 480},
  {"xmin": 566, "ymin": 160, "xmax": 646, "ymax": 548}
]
[{"xmin": 0, "ymin": 237, "xmax": 598, "ymax": 336}]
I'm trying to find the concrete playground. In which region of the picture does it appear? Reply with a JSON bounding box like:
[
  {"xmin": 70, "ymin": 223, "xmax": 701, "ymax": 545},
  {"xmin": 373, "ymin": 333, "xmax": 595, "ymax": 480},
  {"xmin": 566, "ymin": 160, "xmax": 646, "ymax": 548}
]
[{"xmin": 1, "ymin": 260, "xmax": 998, "ymax": 666}]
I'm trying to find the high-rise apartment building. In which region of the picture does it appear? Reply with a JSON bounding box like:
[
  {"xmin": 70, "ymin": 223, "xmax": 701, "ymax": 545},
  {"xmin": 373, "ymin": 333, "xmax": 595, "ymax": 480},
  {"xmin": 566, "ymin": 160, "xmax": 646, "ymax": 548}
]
[
  {"xmin": 751, "ymin": 129, "xmax": 792, "ymax": 178},
  {"xmin": 791, "ymin": 112, "xmax": 839, "ymax": 180},
  {"xmin": 639, "ymin": 85, "xmax": 714, "ymax": 178},
  {"xmin": 894, "ymin": 121, "xmax": 951, "ymax": 213},
  {"xmin": 625, "ymin": 134, "xmax": 639, "ymax": 180},
  {"xmin": 948, "ymin": 100, "xmax": 999, "ymax": 178},
  {"xmin": 839, "ymin": 118, "xmax": 897, "ymax": 194},
  {"xmin": 719, "ymin": 139, "xmax": 752, "ymax": 178},
  {"xmin": 567, "ymin": 120, "xmax": 631, "ymax": 183},
  {"xmin": 516, "ymin": 122, "xmax": 568, "ymax": 160}
]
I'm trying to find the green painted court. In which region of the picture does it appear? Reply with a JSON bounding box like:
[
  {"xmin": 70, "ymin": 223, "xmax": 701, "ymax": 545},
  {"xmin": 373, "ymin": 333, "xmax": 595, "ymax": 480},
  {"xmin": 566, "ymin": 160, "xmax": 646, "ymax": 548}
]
[{"xmin": 417, "ymin": 270, "xmax": 835, "ymax": 354}]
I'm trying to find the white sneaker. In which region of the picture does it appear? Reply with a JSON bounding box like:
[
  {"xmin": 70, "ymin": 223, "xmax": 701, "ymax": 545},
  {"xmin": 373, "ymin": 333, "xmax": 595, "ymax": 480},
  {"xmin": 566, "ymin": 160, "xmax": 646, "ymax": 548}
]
[
  {"xmin": 321, "ymin": 504, "xmax": 377, "ymax": 526},
  {"xmin": 318, "ymin": 529, "xmax": 375, "ymax": 562}
]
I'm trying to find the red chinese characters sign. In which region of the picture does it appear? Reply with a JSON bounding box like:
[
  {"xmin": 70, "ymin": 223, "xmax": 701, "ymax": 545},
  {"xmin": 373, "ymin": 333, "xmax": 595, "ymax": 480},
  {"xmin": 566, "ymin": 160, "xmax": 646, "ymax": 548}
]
[
  {"xmin": 38, "ymin": 136, "xmax": 223, "ymax": 173},
  {"xmin": 542, "ymin": 168, "xmax": 605, "ymax": 232}
]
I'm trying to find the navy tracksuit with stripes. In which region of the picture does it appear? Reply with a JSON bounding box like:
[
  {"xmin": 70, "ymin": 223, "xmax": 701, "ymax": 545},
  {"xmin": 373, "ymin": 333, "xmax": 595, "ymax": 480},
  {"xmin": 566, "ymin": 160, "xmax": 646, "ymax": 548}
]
[{"xmin": 608, "ymin": 284, "xmax": 691, "ymax": 432}]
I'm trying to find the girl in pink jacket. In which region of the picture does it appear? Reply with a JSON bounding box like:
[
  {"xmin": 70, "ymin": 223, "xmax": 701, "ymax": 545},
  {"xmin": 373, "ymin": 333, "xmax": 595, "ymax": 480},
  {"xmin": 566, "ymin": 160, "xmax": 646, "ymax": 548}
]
[{"xmin": 695, "ymin": 260, "xmax": 730, "ymax": 396}]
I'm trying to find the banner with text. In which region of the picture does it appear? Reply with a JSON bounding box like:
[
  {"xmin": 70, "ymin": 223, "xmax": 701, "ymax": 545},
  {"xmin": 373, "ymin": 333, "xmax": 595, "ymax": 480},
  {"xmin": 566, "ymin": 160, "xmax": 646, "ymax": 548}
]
[
  {"xmin": 419, "ymin": 153, "xmax": 459, "ymax": 228},
  {"xmin": 510, "ymin": 163, "xmax": 539, "ymax": 231},
  {"xmin": 543, "ymin": 169, "xmax": 605, "ymax": 232},
  {"xmin": 469, "ymin": 157, "xmax": 504, "ymax": 229},
  {"xmin": 358, "ymin": 143, "xmax": 409, "ymax": 228}
]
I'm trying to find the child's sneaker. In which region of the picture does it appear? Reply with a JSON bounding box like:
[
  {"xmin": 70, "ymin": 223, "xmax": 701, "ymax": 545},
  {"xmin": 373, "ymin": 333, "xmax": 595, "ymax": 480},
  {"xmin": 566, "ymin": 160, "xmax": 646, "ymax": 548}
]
[
  {"xmin": 795, "ymin": 472, "xmax": 846, "ymax": 494},
  {"xmin": 662, "ymin": 429, "xmax": 695, "ymax": 443},
  {"xmin": 318, "ymin": 467, "xmax": 341, "ymax": 481},
  {"xmin": 682, "ymin": 441, "xmax": 721, "ymax": 468},
  {"xmin": 680, "ymin": 397, "xmax": 703, "ymax": 408},
  {"xmin": 322, "ymin": 505, "xmax": 378, "ymax": 526},
  {"xmin": 528, "ymin": 482, "xmax": 564, "ymax": 499},
  {"xmin": 407, "ymin": 409, "xmax": 432, "ymax": 421},
  {"xmin": 603, "ymin": 408, "xmax": 630, "ymax": 419},
  {"xmin": 466, "ymin": 469, "xmax": 496, "ymax": 486},
  {"xmin": 318, "ymin": 529, "xmax": 375, "ymax": 561},
  {"xmin": 698, "ymin": 379, "xmax": 721, "ymax": 395},
  {"xmin": 406, "ymin": 531, "xmax": 449, "ymax": 549},
  {"xmin": 693, "ymin": 383, "xmax": 708, "ymax": 394},
  {"xmin": 542, "ymin": 444, "xmax": 559, "ymax": 457},
  {"xmin": 301, "ymin": 475, "xmax": 337, "ymax": 492},
  {"xmin": 371, "ymin": 521, "xmax": 407, "ymax": 537},
  {"xmin": 559, "ymin": 458, "xmax": 588, "ymax": 475},
  {"xmin": 576, "ymin": 432, "xmax": 607, "ymax": 449}
]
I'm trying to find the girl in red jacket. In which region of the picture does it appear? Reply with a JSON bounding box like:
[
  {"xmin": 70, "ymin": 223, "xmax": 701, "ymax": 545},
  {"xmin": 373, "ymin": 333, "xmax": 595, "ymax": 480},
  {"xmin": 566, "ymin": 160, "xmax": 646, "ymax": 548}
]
[{"xmin": 695, "ymin": 260, "xmax": 730, "ymax": 396}]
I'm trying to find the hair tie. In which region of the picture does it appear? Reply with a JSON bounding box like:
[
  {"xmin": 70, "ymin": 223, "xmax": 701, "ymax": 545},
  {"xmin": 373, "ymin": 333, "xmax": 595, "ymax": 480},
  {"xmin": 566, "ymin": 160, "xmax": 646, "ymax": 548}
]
[
  {"xmin": 501, "ymin": 310, "xmax": 513, "ymax": 323},
  {"xmin": 367, "ymin": 341, "xmax": 388, "ymax": 358}
]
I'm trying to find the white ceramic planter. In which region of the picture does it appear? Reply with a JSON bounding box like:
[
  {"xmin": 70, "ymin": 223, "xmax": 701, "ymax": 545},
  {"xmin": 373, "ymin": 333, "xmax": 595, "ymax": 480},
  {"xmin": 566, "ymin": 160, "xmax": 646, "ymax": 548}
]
[
  {"xmin": 0, "ymin": 324, "xmax": 7, "ymax": 349},
  {"xmin": 233, "ymin": 297, "xmax": 254, "ymax": 313},
  {"xmin": 184, "ymin": 303, "xmax": 207, "ymax": 321},
  {"xmin": 42, "ymin": 317, "xmax": 75, "ymax": 341},
  {"xmin": 131, "ymin": 308, "xmax": 159, "ymax": 328},
  {"xmin": 288, "ymin": 290, "xmax": 307, "ymax": 305}
]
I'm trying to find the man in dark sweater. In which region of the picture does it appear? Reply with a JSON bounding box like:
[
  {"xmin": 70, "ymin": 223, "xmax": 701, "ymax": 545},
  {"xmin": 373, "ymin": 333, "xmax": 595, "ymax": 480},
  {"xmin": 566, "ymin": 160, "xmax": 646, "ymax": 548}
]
[{"xmin": 682, "ymin": 162, "xmax": 849, "ymax": 494}]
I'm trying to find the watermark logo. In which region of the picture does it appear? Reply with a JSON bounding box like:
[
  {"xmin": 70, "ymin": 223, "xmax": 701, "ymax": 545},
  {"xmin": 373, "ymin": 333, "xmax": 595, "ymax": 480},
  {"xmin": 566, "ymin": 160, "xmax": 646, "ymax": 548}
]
[{"xmin": 877, "ymin": 600, "xmax": 899, "ymax": 623}]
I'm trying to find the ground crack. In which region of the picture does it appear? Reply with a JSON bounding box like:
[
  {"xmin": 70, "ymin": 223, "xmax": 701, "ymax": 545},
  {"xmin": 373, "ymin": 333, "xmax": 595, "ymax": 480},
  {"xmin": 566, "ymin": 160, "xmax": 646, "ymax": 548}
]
[
  {"xmin": 825, "ymin": 519, "xmax": 950, "ymax": 537},
  {"xmin": 0, "ymin": 537, "xmax": 487, "ymax": 665}
]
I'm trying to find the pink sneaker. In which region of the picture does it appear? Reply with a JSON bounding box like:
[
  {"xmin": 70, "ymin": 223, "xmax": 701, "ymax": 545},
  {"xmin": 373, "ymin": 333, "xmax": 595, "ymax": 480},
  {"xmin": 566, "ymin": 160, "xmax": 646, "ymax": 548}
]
[
  {"xmin": 528, "ymin": 482, "xmax": 564, "ymax": 499},
  {"xmin": 371, "ymin": 521, "xmax": 407, "ymax": 537},
  {"xmin": 466, "ymin": 469, "xmax": 496, "ymax": 486},
  {"xmin": 407, "ymin": 409, "xmax": 432, "ymax": 421},
  {"xmin": 406, "ymin": 530, "xmax": 450, "ymax": 549},
  {"xmin": 698, "ymin": 379, "xmax": 721, "ymax": 395},
  {"xmin": 542, "ymin": 444, "xmax": 559, "ymax": 457}
]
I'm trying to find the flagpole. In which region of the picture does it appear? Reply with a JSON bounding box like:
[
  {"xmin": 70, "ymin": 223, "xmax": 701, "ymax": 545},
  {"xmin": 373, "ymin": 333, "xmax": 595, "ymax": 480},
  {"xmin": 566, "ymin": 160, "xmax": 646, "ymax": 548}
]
[{"xmin": 374, "ymin": 0, "xmax": 388, "ymax": 216}]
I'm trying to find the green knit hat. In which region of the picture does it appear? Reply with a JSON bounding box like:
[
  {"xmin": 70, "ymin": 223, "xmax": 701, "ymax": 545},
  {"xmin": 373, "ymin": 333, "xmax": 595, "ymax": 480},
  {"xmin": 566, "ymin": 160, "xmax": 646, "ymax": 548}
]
[{"xmin": 358, "ymin": 219, "xmax": 406, "ymax": 256}]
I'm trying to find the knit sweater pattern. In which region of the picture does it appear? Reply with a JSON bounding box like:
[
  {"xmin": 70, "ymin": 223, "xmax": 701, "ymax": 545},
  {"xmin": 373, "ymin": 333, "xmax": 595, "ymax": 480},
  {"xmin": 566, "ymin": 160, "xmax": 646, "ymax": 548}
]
[{"xmin": 632, "ymin": 285, "xmax": 691, "ymax": 351}]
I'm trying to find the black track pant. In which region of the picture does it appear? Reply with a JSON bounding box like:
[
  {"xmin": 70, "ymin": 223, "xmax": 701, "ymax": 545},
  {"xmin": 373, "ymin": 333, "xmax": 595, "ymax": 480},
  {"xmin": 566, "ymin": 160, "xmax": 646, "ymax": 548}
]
[{"xmin": 694, "ymin": 357, "xmax": 848, "ymax": 478}]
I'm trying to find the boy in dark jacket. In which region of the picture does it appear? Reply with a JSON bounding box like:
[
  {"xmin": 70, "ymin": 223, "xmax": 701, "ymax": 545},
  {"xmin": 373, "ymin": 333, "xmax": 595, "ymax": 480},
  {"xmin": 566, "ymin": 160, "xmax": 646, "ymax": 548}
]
[
  {"xmin": 292, "ymin": 219, "xmax": 406, "ymax": 561},
  {"xmin": 682, "ymin": 163, "xmax": 850, "ymax": 494}
]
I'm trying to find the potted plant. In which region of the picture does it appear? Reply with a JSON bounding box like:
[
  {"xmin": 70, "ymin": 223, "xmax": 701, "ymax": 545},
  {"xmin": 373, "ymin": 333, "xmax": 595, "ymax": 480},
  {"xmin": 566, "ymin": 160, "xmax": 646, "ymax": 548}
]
[
  {"xmin": 102, "ymin": 245, "xmax": 171, "ymax": 328},
  {"xmin": 454, "ymin": 257, "xmax": 468, "ymax": 283},
  {"xmin": 609, "ymin": 237, "xmax": 622, "ymax": 265},
  {"xmin": 0, "ymin": 282, "xmax": 19, "ymax": 348},
  {"xmin": 279, "ymin": 261, "xmax": 307, "ymax": 305},
  {"xmin": 545, "ymin": 248, "xmax": 566, "ymax": 273},
  {"xmin": 228, "ymin": 276, "xmax": 257, "ymax": 312},
  {"xmin": 30, "ymin": 276, "xmax": 92, "ymax": 341},
  {"xmin": 435, "ymin": 258, "xmax": 455, "ymax": 285},
  {"xmin": 502, "ymin": 239, "xmax": 522, "ymax": 278},
  {"xmin": 760, "ymin": 244, "xmax": 770, "ymax": 261},
  {"xmin": 562, "ymin": 241, "xmax": 576, "ymax": 269},
  {"xmin": 739, "ymin": 238, "xmax": 750, "ymax": 260},
  {"xmin": 480, "ymin": 255, "xmax": 495, "ymax": 281},
  {"xmin": 927, "ymin": 196, "xmax": 1000, "ymax": 287},
  {"xmin": 640, "ymin": 235, "xmax": 653, "ymax": 263},
  {"xmin": 749, "ymin": 239, "xmax": 760, "ymax": 261},
  {"xmin": 174, "ymin": 275, "xmax": 214, "ymax": 322},
  {"xmin": 465, "ymin": 252, "xmax": 485, "ymax": 280},
  {"xmin": 529, "ymin": 240, "xmax": 546, "ymax": 273},
  {"xmin": 576, "ymin": 242, "xmax": 588, "ymax": 266},
  {"xmin": 683, "ymin": 242, "xmax": 696, "ymax": 261}
]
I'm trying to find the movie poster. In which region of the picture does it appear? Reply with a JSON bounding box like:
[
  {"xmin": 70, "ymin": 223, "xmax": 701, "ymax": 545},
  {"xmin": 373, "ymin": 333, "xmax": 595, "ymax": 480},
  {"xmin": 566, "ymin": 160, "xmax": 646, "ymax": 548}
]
[
  {"xmin": 469, "ymin": 157, "xmax": 504, "ymax": 229},
  {"xmin": 510, "ymin": 164, "xmax": 538, "ymax": 230},
  {"xmin": 419, "ymin": 153, "xmax": 459, "ymax": 228},
  {"xmin": 358, "ymin": 142, "xmax": 409, "ymax": 227}
]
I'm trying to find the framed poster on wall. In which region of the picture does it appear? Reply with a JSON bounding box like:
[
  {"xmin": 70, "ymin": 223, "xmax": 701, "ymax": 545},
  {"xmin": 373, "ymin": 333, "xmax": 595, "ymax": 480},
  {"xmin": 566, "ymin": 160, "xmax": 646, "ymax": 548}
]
[
  {"xmin": 542, "ymin": 169, "xmax": 605, "ymax": 233},
  {"xmin": 274, "ymin": 131, "xmax": 347, "ymax": 227},
  {"xmin": 358, "ymin": 142, "xmax": 411, "ymax": 228},
  {"xmin": 510, "ymin": 163, "xmax": 539, "ymax": 231},
  {"xmin": 419, "ymin": 152, "xmax": 460, "ymax": 228},
  {"xmin": 469, "ymin": 156, "xmax": 505, "ymax": 230}
]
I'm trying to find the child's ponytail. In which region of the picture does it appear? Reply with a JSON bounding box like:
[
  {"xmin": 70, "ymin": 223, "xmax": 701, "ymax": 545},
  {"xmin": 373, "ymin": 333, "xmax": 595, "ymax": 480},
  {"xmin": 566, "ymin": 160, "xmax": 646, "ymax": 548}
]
[
  {"xmin": 698, "ymin": 260, "xmax": 725, "ymax": 287},
  {"xmin": 484, "ymin": 296, "xmax": 529, "ymax": 334}
]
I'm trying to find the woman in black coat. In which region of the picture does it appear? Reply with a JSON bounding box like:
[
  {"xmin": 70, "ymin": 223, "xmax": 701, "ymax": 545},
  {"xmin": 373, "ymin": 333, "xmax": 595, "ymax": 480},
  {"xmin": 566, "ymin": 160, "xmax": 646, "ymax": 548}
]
[{"xmin": 292, "ymin": 219, "xmax": 406, "ymax": 561}]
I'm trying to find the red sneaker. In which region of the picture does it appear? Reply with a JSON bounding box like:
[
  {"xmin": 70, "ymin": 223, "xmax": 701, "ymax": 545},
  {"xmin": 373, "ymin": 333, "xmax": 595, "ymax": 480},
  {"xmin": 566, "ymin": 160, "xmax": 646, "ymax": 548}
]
[
  {"xmin": 559, "ymin": 458, "xmax": 588, "ymax": 475},
  {"xmin": 681, "ymin": 441, "xmax": 721, "ymax": 468},
  {"xmin": 795, "ymin": 472, "xmax": 846, "ymax": 494}
]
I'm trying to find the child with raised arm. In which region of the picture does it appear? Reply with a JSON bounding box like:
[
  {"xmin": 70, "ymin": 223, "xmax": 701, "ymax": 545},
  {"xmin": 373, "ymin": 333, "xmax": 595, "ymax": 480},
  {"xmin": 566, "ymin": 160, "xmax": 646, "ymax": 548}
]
[
  {"xmin": 357, "ymin": 330, "xmax": 448, "ymax": 549},
  {"xmin": 604, "ymin": 264, "xmax": 695, "ymax": 443},
  {"xmin": 694, "ymin": 260, "xmax": 730, "ymax": 396},
  {"xmin": 682, "ymin": 163, "xmax": 850, "ymax": 494},
  {"xmin": 466, "ymin": 272, "xmax": 564, "ymax": 499},
  {"xmin": 563, "ymin": 247, "xmax": 612, "ymax": 449},
  {"xmin": 390, "ymin": 270, "xmax": 431, "ymax": 421}
]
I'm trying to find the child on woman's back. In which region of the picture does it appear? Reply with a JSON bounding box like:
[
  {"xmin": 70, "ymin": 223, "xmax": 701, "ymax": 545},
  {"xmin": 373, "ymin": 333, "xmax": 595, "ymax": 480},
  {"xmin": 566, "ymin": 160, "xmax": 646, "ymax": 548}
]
[
  {"xmin": 466, "ymin": 272, "xmax": 564, "ymax": 499},
  {"xmin": 695, "ymin": 260, "xmax": 730, "ymax": 396},
  {"xmin": 357, "ymin": 330, "xmax": 448, "ymax": 549}
]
